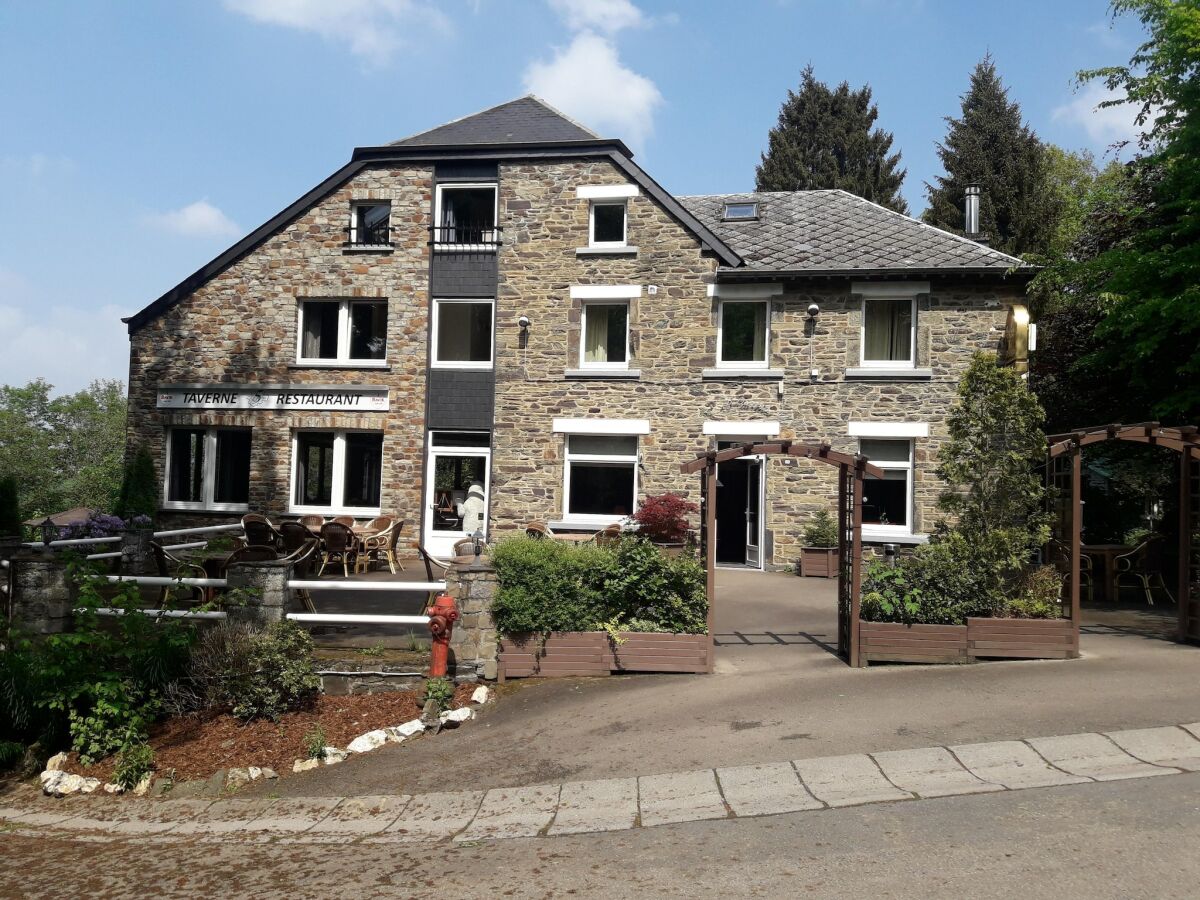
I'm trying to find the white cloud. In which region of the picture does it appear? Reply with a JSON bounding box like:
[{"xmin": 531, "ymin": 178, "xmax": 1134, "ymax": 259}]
[
  {"xmin": 224, "ymin": 0, "xmax": 449, "ymax": 64},
  {"xmin": 548, "ymin": 0, "xmax": 644, "ymax": 33},
  {"xmin": 523, "ymin": 31, "xmax": 663, "ymax": 149},
  {"xmin": 0, "ymin": 268, "xmax": 129, "ymax": 392},
  {"xmin": 1052, "ymin": 82, "xmax": 1151, "ymax": 149},
  {"xmin": 147, "ymin": 200, "xmax": 241, "ymax": 239}
]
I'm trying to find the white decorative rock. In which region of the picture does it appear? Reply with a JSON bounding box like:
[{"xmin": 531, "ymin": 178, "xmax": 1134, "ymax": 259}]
[
  {"xmin": 248, "ymin": 766, "xmax": 263, "ymax": 781},
  {"xmin": 226, "ymin": 767, "xmax": 251, "ymax": 788},
  {"xmin": 40, "ymin": 771, "xmax": 98, "ymax": 797},
  {"xmin": 293, "ymin": 758, "xmax": 321, "ymax": 773},
  {"xmin": 46, "ymin": 752, "xmax": 69, "ymax": 772},
  {"xmin": 260, "ymin": 767, "xmax": 278, "ymax": 780},
  {"xmin": 79, "ymin": 778, "xmax": 101, "ymax": 794},
  {"xmin": 133, "ymin": 775, "xmax": 152, "ymax": 796},
  {"xmin": 386, "ymin": 719, "xmax": 426, "ymax": 742},
  {"xmin": 439, "ymin": 707, "xmax": 475, "ymax": 725},
  {"xmin": 322, "ymin": 747, "xmax": 349, "ymax": 764},
  {"xmin": 471, "ymin": 686, "xmax": 491, "ymax": 705},
  {"xmin": 103, "ymin": 782, "xmax": 122, "ymax": 794},
  {"xmin": 347, "ymin": 730, "xmax": 390, "ymax": 754}
]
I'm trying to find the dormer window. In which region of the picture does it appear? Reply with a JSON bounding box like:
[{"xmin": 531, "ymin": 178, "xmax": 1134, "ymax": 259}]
[
  {"xmin": 723, "ymin": 202, "xmax": 759, "ymax": 221},
  {"xmin": 434, "ymin": 183, "xmax": 499, "ymax": 249},
  {"xmin": 347, "ymin": 202, "xmax": 391, "ymax": 247}
]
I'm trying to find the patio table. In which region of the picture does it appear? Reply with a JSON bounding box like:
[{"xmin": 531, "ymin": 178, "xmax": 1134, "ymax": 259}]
[{"xmin": 1081, "ymin": 544, "xmax": 1133, "ymax": 603}]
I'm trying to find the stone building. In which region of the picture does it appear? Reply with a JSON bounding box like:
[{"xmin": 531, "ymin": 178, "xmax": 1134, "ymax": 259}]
[{"xmin": 123, "ymin": 96, "xmax": 1033, "ymax": 568}]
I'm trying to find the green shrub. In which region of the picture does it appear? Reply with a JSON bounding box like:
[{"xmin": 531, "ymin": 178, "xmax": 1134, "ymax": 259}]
[
  {"xmin": 490, "ymin": 536, "xmax": 706, "ymax": 636},
  {"xmin": 0, "ymin": 475, "xmax": 21, "ymax": 538},
  {"xmin": 186, "ymin": 621, "xmax": 320, "ymax": 721},
  {"xmin": 802, "ymin": 509, "xmax": 838, "ymax": 547},
  {"xmin": 420, "ymin": 676, "xmax": 455, "ymax": 712},
  {"xmin": 860, "ymin": 533, "xmax": 1000, "ymax": 625},
  {"xmin": 115, "ymin": 446, "xmax": 158, "ymax": 522},
  {"xmin": 0, "ymin": 740, "xmax": 24, "ymax": 771},
  {"xmin": 112, "ymin": 742, "xmax": 155, "ymax": 790},
  {"xmin": 1004, "ymin": 566, "xmax": 1065, "ymax": 619},
  {"xmin": 302, "ymin": 725, "xmax": 327, "ymax": 760}
]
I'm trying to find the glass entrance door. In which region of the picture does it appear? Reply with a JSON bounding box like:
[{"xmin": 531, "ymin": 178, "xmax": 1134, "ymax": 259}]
[
  {"xmin": 715, "ymin": 440, "xmax": 766, "ymax": 569},
  {"xmin": 745, "ymin": 459, "xmax": 762, "ymax": 567},
  {"xmin": 424, "ymin": 431, "xmax": 490, "ymax": 557}
]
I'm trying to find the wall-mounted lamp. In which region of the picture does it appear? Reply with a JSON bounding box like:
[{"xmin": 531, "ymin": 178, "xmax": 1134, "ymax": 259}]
[{"xmin": 518, "ymin": 314, "xmax": 530, "ymax": 350}]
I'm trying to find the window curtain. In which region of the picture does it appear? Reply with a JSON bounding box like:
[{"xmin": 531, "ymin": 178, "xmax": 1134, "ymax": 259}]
[
  {"xmin": 440, "ymin": 198, "xmax": 457, "ymax": 242},
  {"xmin": 302, "ymin": 308, "xmax": 323, "ymax": 359},
  {"xmin": 864, "ymin": 299, "xmax": 912, "ymax": 361},
  {"xmin": 584, "ymin": 306, "xmax": 609, "ymax": 363},
  {"xmin": 751, "ymin": 303, "xmax": 766, "ymax": 360}
]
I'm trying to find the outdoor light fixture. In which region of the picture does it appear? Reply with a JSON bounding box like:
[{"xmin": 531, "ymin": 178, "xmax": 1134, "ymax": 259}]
[
  {"xmin": 806, "ymin": 302, "xmax": 820, "ymax": 319},
  {"xmin": 518, "ymin": 315, "xmax": 530, "ymax": 329},
  {"xmin": 472, "ymin": 529, "xmax": 483, "ymax": 558}
]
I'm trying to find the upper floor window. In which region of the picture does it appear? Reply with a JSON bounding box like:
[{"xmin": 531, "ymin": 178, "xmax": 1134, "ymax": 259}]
[
  {"xmin": 297, "ymin": 299, "xmax": 388, "ymax": 366},
  {"xmin": 580, "ymin": 301, "xmax": 629, "ymax": 369},
  {"xmin": 589, "ymin": 202, "xmax": 627, "ymax": 248},
  {"xmin": 723, "ymin": 202, "xmax": 758, "ymax": 221},
  {"xmin": 292, "ymin": 430, "xmax": 383, "ymax": 515},
  {"xmin": 434, "ymin": 183, "xmax": 499, "ymax": 248},
  {"xmin": 717, "ymin": 300, "xmax": 769, "ymax": 367},
  {"xmin": 347, "ymin": 202, "xmax": 391, "ymax": 247},
  {"xmin": 432, "ymin": 298, "xmax": 494, "ymax": 369},
  {"xmin": 861, "ymin": 296, "xmax": 915, "ymax": 366},
  {"xmin": 165, "ymin": 427, "xmax": 251, "ymax": 512}
]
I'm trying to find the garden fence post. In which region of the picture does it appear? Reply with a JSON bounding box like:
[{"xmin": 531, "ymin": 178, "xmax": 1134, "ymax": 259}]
[
  {"xmin": 7, "ymin": 550, "xmax": 73, "ymax": 635},
  {"xmin": 225, "ymin": 560, "xmax": 294, "ymax": 626},
  {"xmin": 446, "ymin": 559, "xmax": 499, "ymax": 681},
  {"xmin": 120, "ymin": 527, "xmax": 156, "ymax": 575}
]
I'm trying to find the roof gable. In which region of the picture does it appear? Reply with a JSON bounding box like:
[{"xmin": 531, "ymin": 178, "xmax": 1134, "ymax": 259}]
[
  {"xmin": 389, "ymin": 96, "xmax": 600, "ymax": 147},
  {"xmin": 680, "ymin": 190, "xmax": 1030, "ymax": 275}
]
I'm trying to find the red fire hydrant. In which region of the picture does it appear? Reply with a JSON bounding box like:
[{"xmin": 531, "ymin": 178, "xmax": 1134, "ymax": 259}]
[{"xmin": 427, "ymin": 592, "xmax": 460, "ymax": 678}]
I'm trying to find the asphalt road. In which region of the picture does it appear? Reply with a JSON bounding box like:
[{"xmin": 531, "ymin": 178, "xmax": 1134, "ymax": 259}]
[{"xmin": 4, "ymin": 773, "xmax": 1199, "ymax": 898}]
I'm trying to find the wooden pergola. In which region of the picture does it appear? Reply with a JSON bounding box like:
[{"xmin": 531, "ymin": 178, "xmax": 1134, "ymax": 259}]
[
  {"xmin": 1047, "ymin": 423, "xmax": 1200, "ymax": 640},
  {"xmin": 681, "ymin": 440, "xmax": 884, "ymax": 668}
]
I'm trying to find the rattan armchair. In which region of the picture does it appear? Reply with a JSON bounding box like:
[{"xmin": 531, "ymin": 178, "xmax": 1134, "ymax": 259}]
[
  {"xmin": 359, "ymin": 519, "xmax": 407, "ymax": 574},
  {"xmin": 149, "ymin": 540, "xmax": 207, "ymax": 607},
  {"xmin": 318, "ymin": 522, "xmax": 357, "ymax": 577},
  {"xmin": 1115, "ymin": 535, "xmax": 1173, "ymax": 605}
]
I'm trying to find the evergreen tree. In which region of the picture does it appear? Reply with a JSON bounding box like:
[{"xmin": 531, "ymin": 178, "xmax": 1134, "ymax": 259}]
[
  {"xmin": 0, "ymin": 476, "xmax": 21, "ymax": 539},
  {"xmin": 924, "ymin": 56, "xmax": 1058, "ymax": 257},
  {"xmin": 115, "ymin": 447, "xmax": 158, "ymax": 523},
  {"xmin": 756, "ymin": 65, "xmax": 908, "ymax": 213}
]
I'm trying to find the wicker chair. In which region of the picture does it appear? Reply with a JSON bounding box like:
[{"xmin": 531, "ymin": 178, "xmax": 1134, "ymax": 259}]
[
  {"xmin": 593, "ymin": 523, "xmax": 622, "ymax": 547},
  {"xmin": 280, "ymin": 539, "xmax": 320, "ymax": 611},
  {"xmin": 241, "ymin": 514, "xmax": 281, "ymax": 550},
  {"xmin": 453, "ymin": 537, "xmax": 479, "ymax": 558},
  {"xmin": 525, "ymin": 520, "xmax": 553, "ymax": 539},
  {"xmin": 297, "ymin": 514, "xmax": 325, "ymax": 531},
  {"xmin": 221, "ymin": 545, "xmax": 278, "ymax": 570},
  {"xmin": 318, "ymin": 522, "xmax": 357, "ymax": 577},
  {"xmin": 149, "ymin": 540, "xmax": 207, "ymax": 607},
  {"xmin": 359, "ymin": 519, "xmax": 407, "ymax": 574},
  {"xmin": 279, "ymin": 521, "xmax": 313, "ymax": 553},
  {"xmin": 1047, "ymin": 538, "xmax": 1093, "ymax": 604},
  {"xmin": 1115, "ymin": 536, "xmax": 1173, "ymax": 605},
  {"xmin": 332, "ymin": 515, "xmax": 357, "ymax": 528}
]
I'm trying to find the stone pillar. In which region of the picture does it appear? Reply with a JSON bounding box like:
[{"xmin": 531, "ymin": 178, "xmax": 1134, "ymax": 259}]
[
  {"xmin": 225, "ymin": 560, "xmax": 294, "ymax": 626},
  {"xmin": 446, "ymin": 560, "xmax": 499, "ymax": 681},
  {"xmin": 8, "ymin": 551, "xmax": 73, "ymax": 635},
  {"xmin": 120, "ymin": 528, "xmax": 156, "ymax": 575}
]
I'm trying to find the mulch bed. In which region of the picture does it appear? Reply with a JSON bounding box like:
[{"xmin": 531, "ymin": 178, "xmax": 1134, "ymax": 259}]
[{"xmin": 62, "ymin": 684, "xmax": 476, "ymax": 784}]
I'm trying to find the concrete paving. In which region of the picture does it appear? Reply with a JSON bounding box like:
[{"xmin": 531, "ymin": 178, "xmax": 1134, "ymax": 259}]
[
  {"xmin": 792, "ymin": 753, "xmax": 913, "ymax": 807},
  {"xmin": 1026, "ymin": 732, "xmax": 1180, "ymax": 781},
  {"xmin": 871, "ymin": 746, "xmax": 1003, "ymax": 797},
  {"xmin": 637, "ymin": 769, "xmax": 728, "ymax": 827},
  {"xmin": 548, "ymin": 778, "xmax": 638, "ymax": 835},
  {"xmin": 308, "ymin": 795, "xmax": 412, "ymax": 840},
  {"xmin": 455, "ymin": 784, "xmax": 559, "ymax": 841},
  {"xmin": 1104, "ymin": 725, "xmax": 1200, "ymax": 771},
  {"xmin": 369, "ymin": 790, "xmax": 483, "ymax": 844},
  {"xmin": 948, "ymin": 739, "xmax": 1089, "ymax": 790},
  {"xmin": 714, "ymin": 762, "xmax": 823, "ymax": 817}
]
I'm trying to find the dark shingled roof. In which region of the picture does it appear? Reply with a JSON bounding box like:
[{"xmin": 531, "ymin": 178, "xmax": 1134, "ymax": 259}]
[
  {"xmin": 389, "ymin": 95, "xmax": 601, "ymax": 147},
  {"xmin": 680, "ymin": 190, "xmax": 1030, "ymax": 274}
]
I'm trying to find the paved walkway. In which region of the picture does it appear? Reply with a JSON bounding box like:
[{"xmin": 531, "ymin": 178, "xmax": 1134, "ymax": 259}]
[{"xmin": 6, "ymin": 722, "xmax": 1200, "ymax": 846}]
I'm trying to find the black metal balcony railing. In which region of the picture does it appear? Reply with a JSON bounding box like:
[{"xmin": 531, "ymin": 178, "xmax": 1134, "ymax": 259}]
[
  {"xmin": 344, "ymin": 222, "xmax": 392, "ymax": 247},
  {"xmin": 429, "ymin": 221, "xmax": 502, "ymax": 248}
]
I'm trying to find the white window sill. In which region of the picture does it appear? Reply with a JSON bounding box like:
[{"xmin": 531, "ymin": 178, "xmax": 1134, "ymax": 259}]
[
  {"xmin": 702, "ymin": 367, "xmax": 784, "ymax": 380},
  {"xmin": 564, "ymin": 368, "xmax": 641, "ymax": 379},
  {"xmin": 861, "ymin": 529, "xmax": 928, "ymax": 545},
  {"xmin": 575, "ymin": 246, "xmax": 638, "ymax": 256},
  {"xmin": 430, "ymin": 362, "xmax": 495, "ymax": 371},
  {"xmin": 845, "ymin": 367, "xmax": 932, "ymax": 380},
  {"xmin": 161, "ymin": 504, "xmax": 250, "ymax": 514},
  {"xmin": 341, "ymin": 244, "xmax": 394, "ymax": 254},
  {"xmin": 289, "ymin": 507, "xmax": 383, "ymax": 519},
  {"xmin": 549, "ymin": 517, "xmax": 624, "ymax": 531},
  {"xmin": 290, "ymin": 361, "xmax": 391, "ymax": 370}
]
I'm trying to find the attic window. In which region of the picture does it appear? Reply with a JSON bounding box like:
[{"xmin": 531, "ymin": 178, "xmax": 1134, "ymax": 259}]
[{"xmin": 723, "ymin": 202, "xmax": 758, "ymax": 221}]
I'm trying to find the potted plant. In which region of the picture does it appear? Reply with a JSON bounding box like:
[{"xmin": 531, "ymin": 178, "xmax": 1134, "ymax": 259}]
[
  {"xmin": 799, "ymin": 509, "xmax": 839, "ymax": 578},
  {"xmin": 630, "ymin": 493, "xmax": 698, "ymax": 557}
]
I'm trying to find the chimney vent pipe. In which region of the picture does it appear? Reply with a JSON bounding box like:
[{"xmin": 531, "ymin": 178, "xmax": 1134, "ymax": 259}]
[{"xmin": 964, "ymin": 183, "xmax": 981, "ymax": 237}]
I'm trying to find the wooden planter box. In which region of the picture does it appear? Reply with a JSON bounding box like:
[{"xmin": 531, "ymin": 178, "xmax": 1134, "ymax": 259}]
[
  {"xmin": 858, "ymin": 622, "xmax": 968, "ymax": 666},
  {"xmin": 966, "ymin": 617, "xmax": 1079, "ymax": 660},
  {"xmin": 800, "ymin": 547, "xmax": 839, "ymax": 578},
  {"xmin": 498, "ymin": 631, "xmax": 710, "ymax": 679}
]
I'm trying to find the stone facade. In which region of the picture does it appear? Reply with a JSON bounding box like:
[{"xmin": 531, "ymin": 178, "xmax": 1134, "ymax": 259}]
[{"xmin": 124, "ymin": 150, "xmax": 1022, "ymax": 571}]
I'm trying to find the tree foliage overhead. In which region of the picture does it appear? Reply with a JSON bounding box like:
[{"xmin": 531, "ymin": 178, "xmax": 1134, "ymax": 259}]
[
  {"xmin": 923, "ymin": 55, "xmax": 1059, "ymax": 258},
  {"xmin": 756, "ymin": 65, "xmax": 908, "ymax": 213},
  {"xmin": 0, "ymin": 379, "xmax": 128, "ymax": 520}
]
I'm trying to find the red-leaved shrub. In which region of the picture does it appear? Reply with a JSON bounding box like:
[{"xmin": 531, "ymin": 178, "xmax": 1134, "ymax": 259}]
[{"xmin": 631, "ymin": 493, "xmax": 698, "ymax": 543}]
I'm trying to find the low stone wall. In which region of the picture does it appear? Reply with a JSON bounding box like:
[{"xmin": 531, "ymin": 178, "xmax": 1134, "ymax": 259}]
[{"xmin": 446, "ymin": 561, "xmax": 499, "ymax": 681}]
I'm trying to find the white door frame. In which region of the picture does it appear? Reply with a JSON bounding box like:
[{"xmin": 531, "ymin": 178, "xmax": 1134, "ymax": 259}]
[
  {"xmin": 423, "ymin": 432, "xmax": 491, "ymax": 557},
  {"xmin": 716, "ymin": 436, "xmax": 767, "ymax": 570}
]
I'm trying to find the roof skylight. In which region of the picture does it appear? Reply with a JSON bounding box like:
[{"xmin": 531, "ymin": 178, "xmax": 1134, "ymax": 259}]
[{"xmin": 722, "ymin": 202, "xmax": 759, "ymax": 221}]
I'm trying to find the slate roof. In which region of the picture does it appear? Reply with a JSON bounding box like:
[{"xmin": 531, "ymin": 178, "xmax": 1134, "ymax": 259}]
[
  {"xmin": 389, "ymin": 95, "xmax": 601, "ymax": 147},
  {"xmin": 679, "ymin": 190, "xmax": 1030, "ymax": 275}
]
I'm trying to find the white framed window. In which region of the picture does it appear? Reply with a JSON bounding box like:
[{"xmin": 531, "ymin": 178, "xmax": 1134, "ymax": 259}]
[
  {"xmin": 589, "ymin": 201, "xmax": 627, "ymax": 248},
  {"xmin": 855, "ymin": 282, "xmax": 924, "ymax": 368},
  {"xmin": 563, "ymin": 434, "xmax": 639, "ymax": 525},
  {"xmin": 432, "ymin": 298, "xmax": 494, "ymax": 369},
  {"xmin": 348, "ymin": 202, "xmax": 391, "ymax": 246},
  {"xmin": 859, "ymin": 438, "xmax": 913, "ymax": 535},
  {"xmin": 164, "ymin": 427, "xmax": 252, "ymax": 512},
  {"xmin": 579, "ymin": 301, "xmax": 629, "ymax": 369},
  {"xmin": 297, "ymin": 299, "xmax": 388, "ymax": 366},
  {"xmin": 722, "ymin": 201, "xmax": 759, "ymax": 221},
  {"xmin": 717, "ymin": 300, "xmax": 769, "ymax": 367},
  {"xmin": 433, "ymin": 183, "xmax": 499, "ymax": 248},
  {"xmin": 290, "ymin": 430, "xmax": 384, "ymax": 516}
]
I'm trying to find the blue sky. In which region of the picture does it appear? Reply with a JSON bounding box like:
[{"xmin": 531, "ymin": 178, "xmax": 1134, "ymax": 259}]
[{"xmin": 0, "ymin": 0, "xmax": 1147, "ymax": 392}]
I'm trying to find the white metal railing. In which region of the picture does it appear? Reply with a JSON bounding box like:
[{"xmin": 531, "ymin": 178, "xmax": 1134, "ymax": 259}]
[
  {"xmin": 88, "ymin": 607, "xmax": 228, "ymax": 620},
  {"xmin": 287, "ymin": 613, "xmax": 430, "ymax": 625},
  {"xmin": 287, "ymin": 580, "xmax": 445, "ymax": 592},
  {"xmin": 86, "ymin": 551, "xmax": 124, "ymax": 561},
  {"xmin": 106, "ymin": 574, "xmax": 228, "ymax": 588},
  {"xmin": 23, "ymin": 536, "xmax": 121, "ymax": 549},
  {"xmin": 151, "ymin": 523, "xmax": 243, "ymax": 539},
  {"xmin": 160, "ymin": 541, "xmax": 209, "ymax": 552}
]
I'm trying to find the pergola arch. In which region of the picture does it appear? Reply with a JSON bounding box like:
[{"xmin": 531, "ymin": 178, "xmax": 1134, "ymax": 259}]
[
  {"xmin": 681, "ymin": 440, "xmax": 884, "ymax": 667},
  {"xmin": 1047, "ymin": 423, "xmax": 1200, "ymax": 641}
]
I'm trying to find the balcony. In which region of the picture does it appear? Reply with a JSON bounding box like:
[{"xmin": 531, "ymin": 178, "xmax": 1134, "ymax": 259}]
[
  {"xmin": 343, "ymin": 222, "xmax": 392, "ymax": 250},
  {"xmin": 430, "ymin": 222, "xmax": 503, "ymax": 253}
]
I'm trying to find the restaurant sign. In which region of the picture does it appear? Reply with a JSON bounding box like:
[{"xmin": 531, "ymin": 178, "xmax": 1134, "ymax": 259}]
[{"xmin": 156, "ymin": 384, "xmax": 389, "ymax": 412}]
